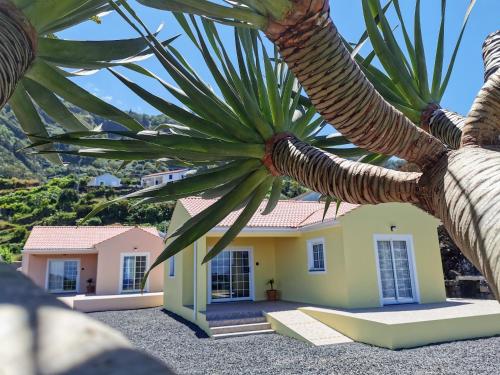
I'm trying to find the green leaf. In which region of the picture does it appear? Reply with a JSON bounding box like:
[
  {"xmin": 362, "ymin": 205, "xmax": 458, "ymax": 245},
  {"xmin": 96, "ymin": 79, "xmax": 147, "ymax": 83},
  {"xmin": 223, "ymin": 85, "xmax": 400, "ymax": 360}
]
[
  {"xmin": 25, "ymin": 60, "xmax": 143, "ymax": 131},
  {"xmin": 322, "ymin": 196, "xmax": 332, "ymax": 222},
  {"xmin": 413, "ymin": 0, "xmax": 431, "ymax": 101},
  {"xmin": 262, "ymin": 46, "xmax": 284, "ymax": 132},
  {"xmin": 136, "ymin": 0, "xmax": 267, "ymax": 28},
  {"xmin": 431, "ymin": 0, "xmax": 446, "ymax": 99},
  {"xmin": 203, "ymin": 177, "xmax": 273, "ymax": 263},
  {"xmin": 38, "ymin": 34, "xmax": 154, "ymax": 64},
  {"xmin": 108, "ymin": 68, "xmax": 235, "ymax": 141},
  {"xmin": 23, "ymin": 78, "xmax": 89, "ymax": 132},
  {"xmin": 261, "ymin": 177, "xmax": 282, "ymax": 215},
  {"xmin": 439, "ymin": 0, "xmax": 476, "ymax": 99},
  {"xmin": 23, "ymin": 0, "xmax": 101, "ymax": 33},
  {"xmin": 8, "ymin": 83, "xmax": 61, "ymax": 164}
]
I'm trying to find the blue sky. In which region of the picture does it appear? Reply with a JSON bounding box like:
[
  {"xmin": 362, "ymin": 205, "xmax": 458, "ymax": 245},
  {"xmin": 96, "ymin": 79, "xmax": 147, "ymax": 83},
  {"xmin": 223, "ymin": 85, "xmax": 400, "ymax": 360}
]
[{"xmin": 60, "ymin": 0, "xmax": 500, "ymax": 116}]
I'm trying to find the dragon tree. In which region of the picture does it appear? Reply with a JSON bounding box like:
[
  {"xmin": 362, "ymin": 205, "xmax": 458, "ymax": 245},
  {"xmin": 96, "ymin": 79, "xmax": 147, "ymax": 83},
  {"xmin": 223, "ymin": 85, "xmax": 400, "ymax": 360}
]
[{"xmin": 39, "ymin": 0, "xmax": 500, "ymax": 299}]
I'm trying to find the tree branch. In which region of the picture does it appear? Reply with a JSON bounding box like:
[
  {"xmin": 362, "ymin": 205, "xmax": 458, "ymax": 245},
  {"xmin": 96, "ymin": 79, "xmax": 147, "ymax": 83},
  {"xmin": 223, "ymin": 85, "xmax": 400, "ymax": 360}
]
[
  {"xmin": 264, "ymin": 0, "xmax": 446, "ymax": 169},
  {"xmin": 461, "ymin": 31, "xmax": 500, "ymax": 148},
  {"xmin": 483, "ymin": 30, "xmax": 500, "ymax": 81},
  {"xmin": 272, "ymin": 136, "xmax": 422, "ymax": 205},
  {"xmin": 424, "ymin": 107, "xmax": 465, "ymax": 149}
]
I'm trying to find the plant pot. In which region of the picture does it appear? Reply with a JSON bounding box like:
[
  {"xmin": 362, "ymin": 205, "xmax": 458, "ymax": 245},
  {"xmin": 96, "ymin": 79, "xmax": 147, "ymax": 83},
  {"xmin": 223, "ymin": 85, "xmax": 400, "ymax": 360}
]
[
  {"xmin": 266, "ymin": 289, "xmax": 278, "ymax": 301},
  {"xmin": 86, "ymin": 285, "xmax": 96, "ymax": 294}
]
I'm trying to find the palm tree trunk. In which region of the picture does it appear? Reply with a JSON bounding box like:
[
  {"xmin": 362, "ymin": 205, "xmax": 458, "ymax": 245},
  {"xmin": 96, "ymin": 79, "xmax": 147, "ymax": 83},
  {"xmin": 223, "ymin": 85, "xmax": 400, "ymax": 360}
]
[
  {"xmin": 422, "ymin": 106, "xmax": 465, "ymax": 150},
  {"xmin": 421, "ymin": 148, "xmax": 500, "ymax": 299},
  {"xmin": 461, "ymin": 31, "xmax": 500, "ymax": 148},
  {"xmin": 264, "ymin": 0, "xmax": 446, "ymax": 169},
  {"xmin": 0, "ymin": 1, "xmax": 36, "ymax": 109},
  {"xmin": 271, "ymin": 135, "xmax": 422, "ymax": 204}
]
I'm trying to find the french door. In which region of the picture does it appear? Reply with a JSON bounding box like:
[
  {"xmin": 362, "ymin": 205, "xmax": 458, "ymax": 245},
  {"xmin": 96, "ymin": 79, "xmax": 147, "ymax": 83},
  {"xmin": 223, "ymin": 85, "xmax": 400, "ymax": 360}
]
[
  {"xmin": 209, "ymin": 249, "xmax": 253, "ymax": 302},
  {"xmin": 47, "ymin": 259, "xmax": 80, "ymax": 293},
  {"xmin": 375, "ymin": 236, "xmax": 417, "ymax": 304}
]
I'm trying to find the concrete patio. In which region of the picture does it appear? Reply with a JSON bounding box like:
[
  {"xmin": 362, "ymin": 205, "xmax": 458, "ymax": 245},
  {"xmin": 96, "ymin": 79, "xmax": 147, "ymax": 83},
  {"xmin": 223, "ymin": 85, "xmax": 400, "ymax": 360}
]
[
  {"xmin": 200, "ymin": 299, "xmax": 500, "ymax": 348},
  {"xmin": 58, "ymin": 292, "xmax": 163, "ymax": 312}
]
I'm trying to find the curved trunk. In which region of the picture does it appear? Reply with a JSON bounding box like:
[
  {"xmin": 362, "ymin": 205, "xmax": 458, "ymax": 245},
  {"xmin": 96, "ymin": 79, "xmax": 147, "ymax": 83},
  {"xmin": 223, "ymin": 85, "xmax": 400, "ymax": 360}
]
[
  {"xmin": 264, "ymin": 0, "xmax": 446, "ymax": 169},
  {"xmin": 0, "ymin": 1, "xmax": 36, "ymax": 109},
  {"xmin": 425, "ymin": 107, "xmax": 465, "ymax": 150},
  {"xmin": 420, "ymin": 148, "xmax": 500, "ymax": 299},
  {"xmin": 271, "ymin": 135, "xmax": 421, "ymax": 205}
]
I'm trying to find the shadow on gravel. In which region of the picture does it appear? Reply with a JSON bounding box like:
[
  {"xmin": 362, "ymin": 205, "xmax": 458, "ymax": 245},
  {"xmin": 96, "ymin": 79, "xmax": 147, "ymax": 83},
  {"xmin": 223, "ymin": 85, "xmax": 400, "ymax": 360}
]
[{"xmin": 161, "ymin": 309, "xmax": 209, "ymax": 339}]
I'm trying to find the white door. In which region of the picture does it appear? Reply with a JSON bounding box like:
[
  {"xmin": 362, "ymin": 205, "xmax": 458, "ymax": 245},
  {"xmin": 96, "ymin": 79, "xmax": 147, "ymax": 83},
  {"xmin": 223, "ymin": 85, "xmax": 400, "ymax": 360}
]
[
  {"xmin": 375, "ymin": 237, "xmax": 417, "ymax": 304},
  {"xmin": 209, "ymin": 249, "xmax": 253, "ymax": 302},
  {"xmin": 47, "ymin": 260, "xmax": 79, "ymax": 293}
]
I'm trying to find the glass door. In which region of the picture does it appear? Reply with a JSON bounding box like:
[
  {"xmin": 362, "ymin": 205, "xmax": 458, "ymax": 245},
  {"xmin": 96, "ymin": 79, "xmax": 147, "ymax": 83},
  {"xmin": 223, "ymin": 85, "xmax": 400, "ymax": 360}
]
[
  {"xmin": 47, "ymin": 260, "xmax": 79, "ymax": 293},
  {"xmin": 376, "ymin": 238, "xmax": 416, "ymax": 304},
  {"xmin": 210, "ymin": 249, "xmax": 252, "ymax": 302}
]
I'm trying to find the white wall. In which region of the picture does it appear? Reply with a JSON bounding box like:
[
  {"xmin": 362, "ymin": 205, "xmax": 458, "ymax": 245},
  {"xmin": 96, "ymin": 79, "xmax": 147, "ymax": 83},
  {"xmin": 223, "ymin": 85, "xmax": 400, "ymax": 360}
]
[{"xmin": 88, "ymin": 174, "xmax": 121, "ymax": 187}]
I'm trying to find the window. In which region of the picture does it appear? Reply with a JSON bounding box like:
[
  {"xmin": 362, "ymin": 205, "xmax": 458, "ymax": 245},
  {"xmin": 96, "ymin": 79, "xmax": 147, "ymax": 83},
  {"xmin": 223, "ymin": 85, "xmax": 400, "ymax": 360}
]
[
  {"xmin": 121, "ymin": 255, "xmax": 147, "ymax": 292},
  {"xmin": 169, "ymin": 175, "xmax": 173, "ymax": 180},
  {"xmin": 307, "ymin": 238, "xmax": 326, "ymax": 273},
  {"xmin": 47, "ymin": 260, "xmax": 79, "ymax": 293},
  {"xmin": 169, "ymin": 256, "xmax": 175, "ymax": 277}
]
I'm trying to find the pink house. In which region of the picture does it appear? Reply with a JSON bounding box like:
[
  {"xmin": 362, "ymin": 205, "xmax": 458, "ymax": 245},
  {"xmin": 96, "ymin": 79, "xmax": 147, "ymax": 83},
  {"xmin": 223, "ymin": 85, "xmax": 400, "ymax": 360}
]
[{"xmin": 21, "ymin": 226, "xmax": 165, "ymax": 312}]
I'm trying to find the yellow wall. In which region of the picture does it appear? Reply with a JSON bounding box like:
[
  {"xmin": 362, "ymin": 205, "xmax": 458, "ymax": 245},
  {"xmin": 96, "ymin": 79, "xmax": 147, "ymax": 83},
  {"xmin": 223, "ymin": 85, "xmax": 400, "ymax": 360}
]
[
  {"xmin": 340, "ymin": 203, "xmax": 446, "ymax": 308},
  {"xmin": 163, "ymin": 201, "xmax": 446, "ymax": 333},
  {"xmin": 163, "ymin": 203, "xmax": 209, "ymax": 332},
  {"xmin": 274, "ymin": 226, "xmax": 349, "ymax": 307}
]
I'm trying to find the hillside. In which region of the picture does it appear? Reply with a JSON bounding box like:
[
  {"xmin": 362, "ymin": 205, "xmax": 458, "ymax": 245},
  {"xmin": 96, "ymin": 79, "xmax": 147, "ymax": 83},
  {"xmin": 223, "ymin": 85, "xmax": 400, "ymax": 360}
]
[
  {"xmin": 0, "ymin": 176, "xmax": 175, "ymax": 262},
  {"xmin": 0, "ymin": 104, "xmax": 174, "ymax": 181}
]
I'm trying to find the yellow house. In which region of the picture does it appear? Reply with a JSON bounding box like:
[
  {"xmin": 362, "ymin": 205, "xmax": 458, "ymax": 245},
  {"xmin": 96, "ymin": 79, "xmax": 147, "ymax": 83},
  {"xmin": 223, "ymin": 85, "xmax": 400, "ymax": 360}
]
[{"xmin": 164, "ymin": 198, "xmax": 500, "ymax": 348}]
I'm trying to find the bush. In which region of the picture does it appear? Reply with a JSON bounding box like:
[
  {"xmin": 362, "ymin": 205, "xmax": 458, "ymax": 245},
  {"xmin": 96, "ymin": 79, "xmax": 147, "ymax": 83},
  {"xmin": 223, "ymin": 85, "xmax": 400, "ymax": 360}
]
[
  {"xmin": 40, "ymin": 212, "xmax": 77, "ymax": 226},
  {"xmin": 0, "ymin": 246, "xmax": 13, "ymax": 263},
  {"xmin": 57, "ymin": 189, "xmax": 80, "ymax": 211},
  {"xmin": 81, "ymin": 217, "xmax": 102, "ymax": 226}
]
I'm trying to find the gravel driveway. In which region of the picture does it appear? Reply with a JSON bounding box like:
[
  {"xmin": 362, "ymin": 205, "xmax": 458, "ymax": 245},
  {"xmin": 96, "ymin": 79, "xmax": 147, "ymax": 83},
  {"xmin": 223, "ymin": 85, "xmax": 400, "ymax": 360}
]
[{"xmin": 89, "ymin": 307, "xmax": 500, "ymax": 375}]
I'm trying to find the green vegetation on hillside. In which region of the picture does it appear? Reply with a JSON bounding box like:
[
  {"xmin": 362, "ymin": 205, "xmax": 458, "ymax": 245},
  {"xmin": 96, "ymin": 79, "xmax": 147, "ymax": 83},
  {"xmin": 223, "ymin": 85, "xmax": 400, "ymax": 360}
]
[
  {"xmin": 0, "ymin": 104, "xmax": 176, "ymax": 181},
  {"xmin": 0, "ymin": 176, "xmax": 174, "ymax": 261}
]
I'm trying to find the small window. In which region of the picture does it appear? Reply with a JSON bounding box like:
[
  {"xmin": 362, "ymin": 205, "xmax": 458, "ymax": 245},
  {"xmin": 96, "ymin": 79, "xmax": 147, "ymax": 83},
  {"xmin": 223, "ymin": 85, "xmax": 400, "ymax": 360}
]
[
  {"xmin": 169, "ymin": 175, "xmax": 173, "ymax": 180},
  {"xmin": 307, "ymin": 238, "xmax": 326, "ymax": 273},
  {"xmin": 169, "ymin": 256, "xmax": 175, "ymax": 277}
]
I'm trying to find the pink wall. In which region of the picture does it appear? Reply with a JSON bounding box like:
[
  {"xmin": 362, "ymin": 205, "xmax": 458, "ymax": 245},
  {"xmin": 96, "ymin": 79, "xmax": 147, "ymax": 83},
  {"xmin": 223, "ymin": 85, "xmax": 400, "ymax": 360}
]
[
  {"xmin": 95, "ymin": 228, "xmax": 164, "ymax": 295},
  {"xmin": 22, "ymin": 253, "xmax": 98, "ymax": 294}
]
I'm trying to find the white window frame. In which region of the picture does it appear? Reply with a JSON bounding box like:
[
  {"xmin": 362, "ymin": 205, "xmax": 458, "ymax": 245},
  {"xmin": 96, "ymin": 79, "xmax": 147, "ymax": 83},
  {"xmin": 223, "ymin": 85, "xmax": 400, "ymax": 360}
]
[
  {"xmin": 168, "ymin": 255, "xmax": 175, "ymax": 278},
  {"xmin": 373, "ymin": 234, "xmax": 420, "ymax": 306},
  {"xmin": 45, "ymin": 258, "xmax": 81, "ymax": 293},
  {"xmin": 307, "ymin": 238, "xmax": 327, "ymax": 274},
  {"xmin": 207, "ymin": 247, "xmax": 255, "ymax": 303},
  {"xmin": 119, "ymin": 252, "xmax": 150, "ymax": 293}
]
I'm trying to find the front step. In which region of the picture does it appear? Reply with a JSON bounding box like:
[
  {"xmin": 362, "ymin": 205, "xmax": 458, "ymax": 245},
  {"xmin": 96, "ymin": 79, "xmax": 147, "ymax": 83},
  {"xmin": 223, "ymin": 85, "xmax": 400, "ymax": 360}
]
[
  {"xmin": 211, "ymin": 322, "xmax": 272, "ymax": 335},
  {"xmin": 208, "ymin": 316, "xmax": 267, "ymax": 328},
  {"xmin": 211, "ymin": 329, "xmax": 275, "ymax": 340}
]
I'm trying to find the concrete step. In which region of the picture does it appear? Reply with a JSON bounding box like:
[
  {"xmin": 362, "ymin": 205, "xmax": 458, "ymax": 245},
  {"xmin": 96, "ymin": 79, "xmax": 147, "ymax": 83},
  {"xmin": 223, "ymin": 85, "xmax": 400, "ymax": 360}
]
[
  {"xmin": 210, "ymin": 322, "xmax": 272, "ymax": 335},
  {"xmin": 208, "ymin": 316, "xmax": 267, "ymax": 328},
  {"xmin": 211, "ymin": 329, "xmax": 275, "ymax": 340}
]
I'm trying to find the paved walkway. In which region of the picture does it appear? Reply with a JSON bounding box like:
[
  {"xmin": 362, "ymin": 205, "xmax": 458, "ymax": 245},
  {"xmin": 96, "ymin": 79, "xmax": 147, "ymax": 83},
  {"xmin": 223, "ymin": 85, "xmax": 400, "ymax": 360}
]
[{"xmin": 266, "ymin": 309, "xmax": 352, "ymax": 346}]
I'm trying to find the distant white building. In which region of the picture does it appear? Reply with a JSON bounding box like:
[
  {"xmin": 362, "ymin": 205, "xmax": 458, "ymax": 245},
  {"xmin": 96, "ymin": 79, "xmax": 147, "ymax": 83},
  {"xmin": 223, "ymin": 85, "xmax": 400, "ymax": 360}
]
[
  {"xmin": 141, "ymin": 169, "xmax": 190, "ymax": 187},
  {"xmin": 88, "ymin": 173, "xmax": 122, "ymax": 188}
]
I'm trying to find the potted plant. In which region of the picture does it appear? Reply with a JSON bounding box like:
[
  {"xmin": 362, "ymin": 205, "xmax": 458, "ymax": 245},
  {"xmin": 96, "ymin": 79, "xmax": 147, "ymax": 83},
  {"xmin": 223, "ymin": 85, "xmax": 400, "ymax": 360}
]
[
  {"xmin": 266, "ymin": 279, "xmax": 278, "ymax": 301},
  {"xmin": 86, "ymin": 278, "xmax": 95, "ymax": 294}
]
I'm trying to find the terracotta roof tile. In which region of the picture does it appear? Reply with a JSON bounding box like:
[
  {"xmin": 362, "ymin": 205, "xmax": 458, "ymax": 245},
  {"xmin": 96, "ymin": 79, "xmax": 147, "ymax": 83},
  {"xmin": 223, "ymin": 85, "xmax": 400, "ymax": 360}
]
[
  {"xmin": 179, "ymin": 197, "xmax": 359, "ymax": 229},
  {"xmin": 24, "ymin": 226, "xmax": 160, "ymax": 250}
]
